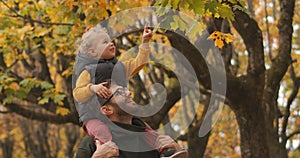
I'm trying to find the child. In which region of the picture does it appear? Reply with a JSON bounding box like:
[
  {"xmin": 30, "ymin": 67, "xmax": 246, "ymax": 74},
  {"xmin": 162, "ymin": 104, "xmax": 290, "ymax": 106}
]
[
  {"xmin": 73, "ymin": 24, "xmax": 155, "ymax": 144},
  {"xmin": 73, "ymin": 24, "xmax": 188, "ymax": 157}
]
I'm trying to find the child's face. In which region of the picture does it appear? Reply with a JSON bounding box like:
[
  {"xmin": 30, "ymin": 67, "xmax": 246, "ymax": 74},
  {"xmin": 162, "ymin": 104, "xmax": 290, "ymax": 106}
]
[{"xmin": 90, "ymin": 32, "xmax": 116, "ymax": 59}]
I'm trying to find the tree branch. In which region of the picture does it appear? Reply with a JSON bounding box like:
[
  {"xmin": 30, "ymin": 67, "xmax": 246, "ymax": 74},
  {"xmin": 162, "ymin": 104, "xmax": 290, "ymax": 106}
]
[
  {"xmin": 5, "ymin": 100, "xmax": 78, "ymax": 124},
  {"xmin": 287, "ymin": 130, "xmax": 300, "ymax": 140},
  {"xmin": 268, "ymin": 0, "xmax": 295, "ymax": 89},
  {"xmin": 34, "ymin": 46, "xmax": 54, "ymax": 84},
  {"xmin": 0, "ymin": 50, "xmax": 7, "ymax": 70},
  {"xmin": 246, "ymin": 0, "xmax": 255, "ymax": 17},
  {"xmin": 0, "ymin": 110, "xmax": 11, "ymax": 114},
  {"xmin": 0, "ymin": 0, "xmax": 74, "ymax": 26},
  {"xmin": 264, "ymin": 0, "xmax": 274, "ymax": 62},
  {"xmin": 149, "ymin": 84, "xmax": 181, "ymax": 129},
  {"xmin": 264, "ymin": 1, "xmax": 295, "ymax": 143},
  {"xmin": 231, "ymin": 9, "xmax": 265, "ymax": 76},
  {"xmin": 281, "ymin": 64, "xmax": 299, "ymax": 137}
]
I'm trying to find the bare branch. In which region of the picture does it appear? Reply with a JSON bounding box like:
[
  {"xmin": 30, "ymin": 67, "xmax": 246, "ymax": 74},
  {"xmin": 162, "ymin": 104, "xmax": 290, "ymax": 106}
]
[
  {"xmin": 281, "ymin": 64, "xmax": 300, "ymax": 137},
  {"xmin": 264, "ymin": 0, "xmax": 274, "ymax": 62},
  {"xmin": 271, "ymin": 0, "xmax": 277, "ymax": 20},
  {"xmin": 287, "ymin": 130, "xmax": 300, "ymax": 140}
]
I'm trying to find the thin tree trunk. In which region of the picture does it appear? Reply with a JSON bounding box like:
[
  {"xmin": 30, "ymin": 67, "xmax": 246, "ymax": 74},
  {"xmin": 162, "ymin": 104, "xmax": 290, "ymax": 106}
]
[
  {"xmin": 246, "ymin": 0, "xmax": 255, "ymax": 17},
  {"xmin": 2, "ymin": 117, "xmax": 14, "ymax": 158},
  {"xmin": 188, "ymin": 98, "xmax": 211, "ymax": 158}
]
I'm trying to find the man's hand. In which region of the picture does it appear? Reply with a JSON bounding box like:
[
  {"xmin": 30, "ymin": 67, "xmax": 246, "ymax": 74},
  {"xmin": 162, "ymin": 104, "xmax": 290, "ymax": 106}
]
[
  {"xmin": 91, "ymin": 140, "xmax": 119, "ymax": 158},
  {"xmin": 141, "ymin": 23, "xmax": 153, "ymax": 45},
  {"xmin": 155, "ymin": 135, "xmax": 180, "ymax": 153}
]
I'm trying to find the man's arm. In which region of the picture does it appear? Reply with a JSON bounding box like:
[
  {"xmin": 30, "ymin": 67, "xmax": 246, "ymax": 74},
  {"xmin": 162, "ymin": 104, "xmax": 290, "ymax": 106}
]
[
  {"xmin": 91, "ymin": 141, "xmax": 119, "ymax": 158},
  {"xmin": 76, "ymin": 138, "xmax": 119, "ymax": 158},
  {"xmin": 75, "ymin": 137, "xmax": 95, "ymax": 158}
]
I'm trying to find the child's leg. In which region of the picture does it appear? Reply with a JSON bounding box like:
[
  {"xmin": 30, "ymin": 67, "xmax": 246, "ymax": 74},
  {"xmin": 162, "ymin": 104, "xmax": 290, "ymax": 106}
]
[{"xmin": 84, "ymin": 119, "xmax": 112, "ymax": 144}]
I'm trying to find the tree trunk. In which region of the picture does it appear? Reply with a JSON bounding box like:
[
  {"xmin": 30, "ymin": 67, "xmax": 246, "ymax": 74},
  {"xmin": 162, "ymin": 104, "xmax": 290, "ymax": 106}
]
[
  {"xmin": 1, "ymin": 137, "xmax": 14, "ymax": 158},
  {"xmin": 227, "ymin": 0, "xmax": 295, "ymax": 157},
  {"xmin": 65, "ymin": 124, "xmax": 80, "ymax": 158},
  {"xmin": 188, "ymin": 126, "xmax": 210, "ymax": 158},
  {"xmin": 262, "ymin": 0, "xmax": 295, "ymax": 157},
  {"xmin": 235, "ymin": 104, "xmax": 270, "ymax": 157},
  {"xmin": 187, "ymin": 97, "xmax": 213, "ymax": 158},
  {"xmin": 1, "ymin": 117, "xmax": 14, "ymax": 158}
]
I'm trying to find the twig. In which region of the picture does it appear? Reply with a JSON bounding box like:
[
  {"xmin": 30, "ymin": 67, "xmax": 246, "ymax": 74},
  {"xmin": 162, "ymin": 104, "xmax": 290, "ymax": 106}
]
[{"xmin": 287, "ymin": 130, "xmax": 300, "ymax": 140}]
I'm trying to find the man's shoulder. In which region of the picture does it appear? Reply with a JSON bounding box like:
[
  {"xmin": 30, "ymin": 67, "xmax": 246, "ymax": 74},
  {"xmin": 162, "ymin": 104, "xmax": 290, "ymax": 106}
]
[
  {"xmin": 75, "ymin": 136, "xmax": 95, "ymax": 158},
  {"xmin": 80, "ymin": 136, "xmax": 94, "ymax": 145}
]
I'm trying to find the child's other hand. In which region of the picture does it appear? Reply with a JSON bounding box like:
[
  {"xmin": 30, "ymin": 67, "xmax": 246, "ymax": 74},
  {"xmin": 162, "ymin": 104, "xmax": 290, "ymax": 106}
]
[
  {"xmin": 142, "ymin": 23, "xmax": 153, "ymax": 44},
  {"xmin": 90, "ymin": 82, "xmax": 111, "ymax": 98}
]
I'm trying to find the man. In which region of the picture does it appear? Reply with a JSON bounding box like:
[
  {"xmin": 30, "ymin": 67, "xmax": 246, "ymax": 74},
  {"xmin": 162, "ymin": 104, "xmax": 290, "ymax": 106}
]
[{"xmin": 75, "ymin": 82, "xmax": 188, "ymax": 158}]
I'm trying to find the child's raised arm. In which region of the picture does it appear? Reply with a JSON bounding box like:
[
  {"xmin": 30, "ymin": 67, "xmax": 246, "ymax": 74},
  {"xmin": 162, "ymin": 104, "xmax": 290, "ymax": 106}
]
[{"xmin": 122, "ymin": 23, "xmax": 153, "ymax": 78}]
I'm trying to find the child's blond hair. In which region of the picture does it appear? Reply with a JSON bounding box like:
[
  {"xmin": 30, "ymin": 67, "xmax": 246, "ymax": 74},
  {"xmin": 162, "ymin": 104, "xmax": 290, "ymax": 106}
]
[{"xmin": 76, "ymin": 26, "xmax": 108, "ymax": 56}]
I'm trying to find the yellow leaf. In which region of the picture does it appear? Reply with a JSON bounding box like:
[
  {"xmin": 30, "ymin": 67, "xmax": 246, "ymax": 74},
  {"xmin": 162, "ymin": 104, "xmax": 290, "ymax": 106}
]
[
  {"xmin": 57, "ymin": 101, "xmax": 64, "ymax": 106},
  {"xmin": 9, "ymin": 127, "xmax": 21, "ymax": 136},
  {"xmin": 9, "ymin": 82, "xmax": 20, "ymax": 91},
  {"xmin": 35, "ymin": 27, "xmax": 50, "ymax": 37},
  {"xmin": 0, "ymin": 133, "xmax": 7, "ymax": 141},
  {"xmin": 207, "ymin": 31, "xmax": 221, "ymax": 40},
  {"xmin": 208, "ymin": 31, "xmax": 233, "ymax": 49},
  {"xmin": 61, "ymin": 69, "xmax": 72, "ymax": 77},
  {"xmin": 56, "ymin": 107, "xmax": 70, "ymax": 116},
  {"xmin": 206, "ymin": 11, "xmax": 212, "ymax": 17},
  {"xmin": 18, "ymin": 25, "xmax": 33, "ymax": 40},
  {"xmin": 5, "ymin": 52, "xmax": 17, "ymax": 67},
  {"xmin": 215, "ymin": 39, "xmax": 224, "ymax": 49},
  {"xmin": 224, "ymin": 33, "xmax": 234, "ymax": 44}
]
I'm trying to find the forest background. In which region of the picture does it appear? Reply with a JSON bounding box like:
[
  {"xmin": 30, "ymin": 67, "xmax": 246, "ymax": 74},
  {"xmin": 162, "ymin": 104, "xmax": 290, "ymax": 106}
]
[{"xmin": 0, "ymin": 0, "xmax": 300, "ymax": 157}]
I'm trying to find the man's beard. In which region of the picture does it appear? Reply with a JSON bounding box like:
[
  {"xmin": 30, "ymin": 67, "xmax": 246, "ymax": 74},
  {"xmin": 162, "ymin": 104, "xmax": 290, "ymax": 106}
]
[{"xmin": 112, "ymin": 101, "xmax": 138, "ymax": 117}]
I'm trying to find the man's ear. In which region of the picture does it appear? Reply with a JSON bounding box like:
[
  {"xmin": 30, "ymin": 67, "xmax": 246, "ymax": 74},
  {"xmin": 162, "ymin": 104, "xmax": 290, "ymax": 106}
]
[{"xmin": 101, "ymin": 106, "xmax": 113, "ymax": 115}]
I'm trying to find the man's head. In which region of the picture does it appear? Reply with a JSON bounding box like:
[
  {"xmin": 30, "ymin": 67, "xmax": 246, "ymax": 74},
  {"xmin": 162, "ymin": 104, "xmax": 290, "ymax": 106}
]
[
  {"xmin": 78, "ymin": 27, "xmax": 116, "ymax": 59},
  {"xmin": 99, "ymin": 82, "xmax": 138, "ymax": 122}
]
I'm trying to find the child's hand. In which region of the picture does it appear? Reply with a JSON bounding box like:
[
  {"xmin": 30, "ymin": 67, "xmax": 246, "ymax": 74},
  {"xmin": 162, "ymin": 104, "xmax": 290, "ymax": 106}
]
[
  {"xmin": 90, "ymin": 82, "xmax": 111, "ymax": 98},
  {"xmin": 142, "ymin": 23, "xmax": 153, "ymax": 44}
]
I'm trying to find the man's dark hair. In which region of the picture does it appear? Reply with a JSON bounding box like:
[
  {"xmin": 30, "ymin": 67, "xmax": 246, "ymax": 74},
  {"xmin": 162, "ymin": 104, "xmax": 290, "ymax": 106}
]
[{"xmin": 95, "ymin": 61, "xmax": 127, "ymax": 106}]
